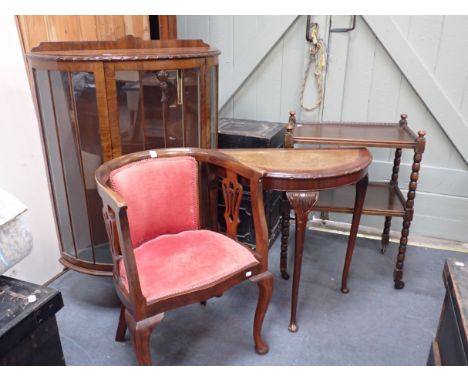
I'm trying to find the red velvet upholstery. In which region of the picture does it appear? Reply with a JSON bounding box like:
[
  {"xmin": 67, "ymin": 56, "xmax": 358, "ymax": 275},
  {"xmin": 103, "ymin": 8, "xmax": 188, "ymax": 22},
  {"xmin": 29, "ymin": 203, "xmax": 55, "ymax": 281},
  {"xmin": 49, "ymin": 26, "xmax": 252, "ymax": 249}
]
[
  {"xmin": 110, "ymin": 157, "xmax": 199, "ymax": 247},
  {"xmin": 119, "ymin": 230, "xmax": 259, "ymax": 301}
]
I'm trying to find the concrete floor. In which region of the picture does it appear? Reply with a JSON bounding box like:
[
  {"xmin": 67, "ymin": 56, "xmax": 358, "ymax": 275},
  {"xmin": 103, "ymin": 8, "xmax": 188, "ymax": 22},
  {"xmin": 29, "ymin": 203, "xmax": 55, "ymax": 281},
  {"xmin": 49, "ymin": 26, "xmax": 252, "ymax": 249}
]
[{"xmin": 50, "ymin": 228, "xmax": 465, "ymax": 365}]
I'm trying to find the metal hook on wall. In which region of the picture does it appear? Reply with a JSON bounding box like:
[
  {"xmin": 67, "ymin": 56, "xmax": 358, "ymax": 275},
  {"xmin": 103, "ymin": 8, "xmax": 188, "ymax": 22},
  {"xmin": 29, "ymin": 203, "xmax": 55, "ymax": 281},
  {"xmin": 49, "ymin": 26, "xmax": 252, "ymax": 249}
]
[
  {"xmin": 305, "ymin": 16, "xmax": 318, "ymax": 42},
  {"xmin": 330, "ymin": 15, "xmax": 357, "ymax": 33}
]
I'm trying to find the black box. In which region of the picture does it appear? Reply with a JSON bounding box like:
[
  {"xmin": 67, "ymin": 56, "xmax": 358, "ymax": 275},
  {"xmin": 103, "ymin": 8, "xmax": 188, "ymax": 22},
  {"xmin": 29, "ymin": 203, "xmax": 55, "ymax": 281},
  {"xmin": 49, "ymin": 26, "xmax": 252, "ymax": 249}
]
[
  {"xmin": 427, "ymin": 259, "xmax": 468, "ymax": 366},
  {"xmin": 218, "ymin": 118, "xmax": 285, "ymax": 149},
  {"xmin": 0, "ymin": 276, "xmax": 65, "ymax": 366},
  {"xmin": 218, "ymin": 118, "xmax": 284, "ymax": 247}
]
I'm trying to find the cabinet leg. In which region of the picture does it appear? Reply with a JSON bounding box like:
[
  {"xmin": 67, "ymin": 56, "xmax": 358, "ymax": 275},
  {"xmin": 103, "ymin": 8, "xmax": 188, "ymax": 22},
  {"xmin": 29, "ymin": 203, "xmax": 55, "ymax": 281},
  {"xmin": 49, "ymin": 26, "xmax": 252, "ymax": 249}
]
[
  {"xmin": 381, "ymin": 216, "xmax": 392, "ymax": 254},
  {"xmin": 280, "ymin": 198, "xmax": 291, "ymax": 280},
  {"xmin": 286, "ymin": 191, "xmax": 318, "ymax": 333}
]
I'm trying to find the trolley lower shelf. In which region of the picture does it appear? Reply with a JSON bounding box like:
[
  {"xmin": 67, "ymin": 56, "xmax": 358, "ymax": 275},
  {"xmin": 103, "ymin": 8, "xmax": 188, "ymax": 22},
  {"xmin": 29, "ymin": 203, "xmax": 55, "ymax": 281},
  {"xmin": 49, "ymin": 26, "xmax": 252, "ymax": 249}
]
[{"xmin": 314, "ymin": 181, "xmax": 406, "ymax": 217}]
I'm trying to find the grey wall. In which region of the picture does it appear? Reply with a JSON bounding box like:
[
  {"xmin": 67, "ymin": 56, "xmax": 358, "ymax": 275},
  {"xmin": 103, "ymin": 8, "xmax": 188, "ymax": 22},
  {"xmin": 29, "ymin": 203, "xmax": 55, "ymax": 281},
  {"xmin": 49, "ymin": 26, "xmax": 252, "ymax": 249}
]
[{"xmin": 178, "ymin": 15, "xmax": 468, "ymax": 242}]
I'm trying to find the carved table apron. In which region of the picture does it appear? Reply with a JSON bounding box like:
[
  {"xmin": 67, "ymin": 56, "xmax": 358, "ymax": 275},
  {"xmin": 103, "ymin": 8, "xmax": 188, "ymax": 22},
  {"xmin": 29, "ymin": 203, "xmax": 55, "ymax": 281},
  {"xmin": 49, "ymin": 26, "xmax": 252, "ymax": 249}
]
[{"xmin": 221, "ymin": 148, "xmax": 372, "ymax": 332}]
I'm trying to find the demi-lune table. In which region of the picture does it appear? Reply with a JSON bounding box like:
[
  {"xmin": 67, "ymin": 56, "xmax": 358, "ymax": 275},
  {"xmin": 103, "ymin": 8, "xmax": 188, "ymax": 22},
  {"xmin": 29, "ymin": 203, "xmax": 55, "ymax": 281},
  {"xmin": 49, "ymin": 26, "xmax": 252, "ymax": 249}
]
[{"xmin": 221, "ymin": 148, "xmax": 372, "ymax": 332}]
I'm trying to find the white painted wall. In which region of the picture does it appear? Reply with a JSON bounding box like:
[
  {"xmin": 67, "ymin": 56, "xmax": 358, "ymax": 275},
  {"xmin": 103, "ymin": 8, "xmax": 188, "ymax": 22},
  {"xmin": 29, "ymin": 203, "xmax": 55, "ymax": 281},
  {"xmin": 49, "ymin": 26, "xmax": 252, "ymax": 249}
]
[
  {"xmin": 0, "ymin": 15, "xmax": 62, "ymax": 284},
  {"xmin": 178, "ymin": 15, "xmax": 468, "ymax": 242}
]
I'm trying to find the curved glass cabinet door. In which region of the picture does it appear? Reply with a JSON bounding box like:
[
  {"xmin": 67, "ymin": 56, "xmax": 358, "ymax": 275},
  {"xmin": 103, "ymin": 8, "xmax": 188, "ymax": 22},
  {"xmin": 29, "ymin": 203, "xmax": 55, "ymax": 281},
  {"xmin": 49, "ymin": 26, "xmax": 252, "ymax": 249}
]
[{"xmin": 34, "ymin": 69, "xmax": 110, "ymax": 269}]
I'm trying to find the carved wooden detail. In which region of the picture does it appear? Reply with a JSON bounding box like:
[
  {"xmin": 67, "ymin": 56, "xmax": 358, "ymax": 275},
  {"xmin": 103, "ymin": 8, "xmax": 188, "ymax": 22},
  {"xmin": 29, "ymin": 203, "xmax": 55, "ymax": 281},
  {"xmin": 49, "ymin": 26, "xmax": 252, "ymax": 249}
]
[
  {"xmin": 286, "ymin": 191, "xmax": 319, "ymax": 220},
  {"xmin": 221, "ymin": 170, "xmax": 243, "ymax": 240},
  {"xmin": 102, "ymin": 206, "xmax": 122, "ymax": 268}
]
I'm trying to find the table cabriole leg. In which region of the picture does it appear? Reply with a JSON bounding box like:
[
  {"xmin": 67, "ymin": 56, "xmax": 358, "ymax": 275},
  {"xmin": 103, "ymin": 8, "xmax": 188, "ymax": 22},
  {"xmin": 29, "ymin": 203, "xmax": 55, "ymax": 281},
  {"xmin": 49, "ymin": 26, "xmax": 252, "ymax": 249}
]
[
  {"xmin": 341, "ymin": 175, "xmax": 368, "ymax": 293},
  {"xmin": 286, "ymin": 191, "xmax": 319, "ymax": 333}
]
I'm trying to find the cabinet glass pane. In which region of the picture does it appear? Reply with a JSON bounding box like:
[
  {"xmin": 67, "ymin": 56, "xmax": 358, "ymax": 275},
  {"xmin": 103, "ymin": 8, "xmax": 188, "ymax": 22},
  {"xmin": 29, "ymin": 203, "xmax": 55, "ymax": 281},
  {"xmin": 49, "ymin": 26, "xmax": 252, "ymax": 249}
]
[
  {"xmin": 49, "ymin": 71, "xmax": 94, "ymax": 263},
  {"xmin": 116, "ymin": 71, "xmax": 144, "ymax": 154},
  {"xmin": 72, "ymin": 72, "xmax": 108, "ymax": 264},
  {"xmin": 35, "ymin": 70, "xmax": 108, "ymax": 266},
  {"xmin": 183, "ymin": 68, "xmax": 200, "ymax": 147},
  {"xmin": 116, "ymin": 69, "xmax": 201, "ymax": 151},
  {"xmin": 151, "ymin": 70, "xmax": 183, "ymax": 148},
  {"xmin": 34, "ymin": 69, "xmax": 75, "ymax": 257}
]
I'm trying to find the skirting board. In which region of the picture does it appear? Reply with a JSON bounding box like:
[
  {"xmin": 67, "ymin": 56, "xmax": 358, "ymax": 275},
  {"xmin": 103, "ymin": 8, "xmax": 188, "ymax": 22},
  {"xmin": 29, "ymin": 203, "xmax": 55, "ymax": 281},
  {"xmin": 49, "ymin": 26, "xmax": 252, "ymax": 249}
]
[{"xmin": 306, "ymin": 217, "xmax": 468, "ymax": 254}]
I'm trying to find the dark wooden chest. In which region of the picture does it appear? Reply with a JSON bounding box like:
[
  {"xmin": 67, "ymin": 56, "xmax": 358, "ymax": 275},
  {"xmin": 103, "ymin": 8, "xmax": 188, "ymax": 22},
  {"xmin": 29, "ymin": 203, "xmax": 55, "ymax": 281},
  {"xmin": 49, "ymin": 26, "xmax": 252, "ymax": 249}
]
[
  {"xmin": 428, "ymin": 259, "xmax": 468, "ymax": 365},
  {"xmin": 0, "ymin": 275, "xmax": 65, "ymax": 365},
  {"xmin": 218, "ymin": 118, "xmax": 284, "ymax": 247}
]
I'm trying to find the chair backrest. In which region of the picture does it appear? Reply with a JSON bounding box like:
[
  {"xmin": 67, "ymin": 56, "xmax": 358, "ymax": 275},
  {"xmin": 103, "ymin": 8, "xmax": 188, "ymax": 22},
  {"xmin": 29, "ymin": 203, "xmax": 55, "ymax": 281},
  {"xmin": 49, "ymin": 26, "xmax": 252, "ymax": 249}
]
[{"xmin": 109, "ymin": 156, "xmax": 199, "ymax": 247}]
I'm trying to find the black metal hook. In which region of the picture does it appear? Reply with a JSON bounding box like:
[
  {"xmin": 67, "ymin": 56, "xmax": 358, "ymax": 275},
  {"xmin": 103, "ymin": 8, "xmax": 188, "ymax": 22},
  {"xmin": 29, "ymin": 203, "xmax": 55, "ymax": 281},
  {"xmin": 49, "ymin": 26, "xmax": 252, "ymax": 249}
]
[
  {"xmin": 330, "ymin": 15, "xmax": 356, "ymax": 33},
  {"xmin": 305, "ymin": 16, "xmax": 317, "ymax": 42}
]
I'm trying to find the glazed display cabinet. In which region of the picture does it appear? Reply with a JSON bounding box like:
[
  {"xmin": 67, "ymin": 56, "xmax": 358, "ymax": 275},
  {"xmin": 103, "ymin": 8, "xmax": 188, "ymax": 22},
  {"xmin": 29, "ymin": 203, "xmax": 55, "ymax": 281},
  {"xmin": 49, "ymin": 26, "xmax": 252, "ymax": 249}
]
[{"xmin": 27, "ymin": 36, "xmax": 219, "ymax": 275}]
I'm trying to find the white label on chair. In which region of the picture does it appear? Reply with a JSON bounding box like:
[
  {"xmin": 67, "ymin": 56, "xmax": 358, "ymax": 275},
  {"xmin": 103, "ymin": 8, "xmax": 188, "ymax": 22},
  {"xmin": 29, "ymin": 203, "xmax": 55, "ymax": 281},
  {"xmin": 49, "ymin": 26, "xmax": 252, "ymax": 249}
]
[
  {"xmin": 149, "ymin": 150, "xmax": 157, "ymax": 158},
  {"xmin": 455, "ymin": 261, "xmax": 465, "ymax": 267},
  {"xmin": 246, "ymin": 271, "xmax": 252, "ymax": 277}
]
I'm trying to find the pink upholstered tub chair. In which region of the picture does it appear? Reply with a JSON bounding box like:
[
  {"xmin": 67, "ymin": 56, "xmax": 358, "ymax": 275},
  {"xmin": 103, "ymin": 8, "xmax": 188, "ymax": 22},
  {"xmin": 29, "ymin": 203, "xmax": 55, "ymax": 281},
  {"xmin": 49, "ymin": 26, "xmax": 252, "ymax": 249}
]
[{"xmin": 95, "ymin": 148, "xmax": 273, "ymax": 365}]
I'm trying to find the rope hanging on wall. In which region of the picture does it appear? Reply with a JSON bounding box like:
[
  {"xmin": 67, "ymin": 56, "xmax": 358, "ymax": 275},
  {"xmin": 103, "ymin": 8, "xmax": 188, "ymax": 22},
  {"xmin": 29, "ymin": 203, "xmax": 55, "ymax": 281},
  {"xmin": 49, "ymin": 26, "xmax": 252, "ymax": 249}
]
[{"xmin": 300, "ymin": 21, "xmax": 327, "ymax": 112}]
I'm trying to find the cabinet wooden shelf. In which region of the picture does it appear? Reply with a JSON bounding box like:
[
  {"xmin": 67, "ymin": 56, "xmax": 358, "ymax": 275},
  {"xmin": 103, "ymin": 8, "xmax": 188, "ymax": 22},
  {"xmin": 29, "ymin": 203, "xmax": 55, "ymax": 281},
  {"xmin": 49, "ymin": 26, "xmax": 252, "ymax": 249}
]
[
  {"xmin": 27, "ymin": 36, "xmax": 219, "ymax": 275},
  {"xmin": 285, "ymin": 112, "xmax": 426, "ymax": 289}
]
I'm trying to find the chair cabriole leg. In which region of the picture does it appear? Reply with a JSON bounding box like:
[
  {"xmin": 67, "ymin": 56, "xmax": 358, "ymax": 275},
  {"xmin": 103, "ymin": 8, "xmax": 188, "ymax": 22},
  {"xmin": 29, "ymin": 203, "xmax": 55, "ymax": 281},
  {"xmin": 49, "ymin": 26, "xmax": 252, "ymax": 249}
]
[{"xmin": 251, "ymin": 271, "xmax": 274, "ymax": 355}]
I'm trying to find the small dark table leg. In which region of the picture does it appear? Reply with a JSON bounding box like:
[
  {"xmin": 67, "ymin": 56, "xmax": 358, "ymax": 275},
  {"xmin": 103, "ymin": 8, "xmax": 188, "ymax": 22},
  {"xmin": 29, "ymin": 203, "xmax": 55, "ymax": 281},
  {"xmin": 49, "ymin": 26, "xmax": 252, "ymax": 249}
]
[
  {"xmin": 280, "ymin": 196, "xmax": 291, "ymax": 280},
  {"xmin": 286, "ymin": 191, "xmax": 319, "ymax": 333},
  {"xmin": 341, "ymin": 175, "xmax": 368, "ymax": 294},
  {"xmin": 381, "ymin": 216, "xmax": 392, "ymax": 254},
  {"xmin": 381, "ymin": 148, "xmax": 401, "ymax": 254}
]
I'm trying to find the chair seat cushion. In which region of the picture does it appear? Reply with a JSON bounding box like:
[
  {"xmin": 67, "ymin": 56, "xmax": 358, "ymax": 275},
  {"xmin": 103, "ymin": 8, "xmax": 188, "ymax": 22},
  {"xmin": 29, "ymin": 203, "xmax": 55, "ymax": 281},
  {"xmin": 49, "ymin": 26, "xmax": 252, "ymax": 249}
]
[{"xmin": 120, "ymin": 230, "xmax": 259, "ymax": 302}]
